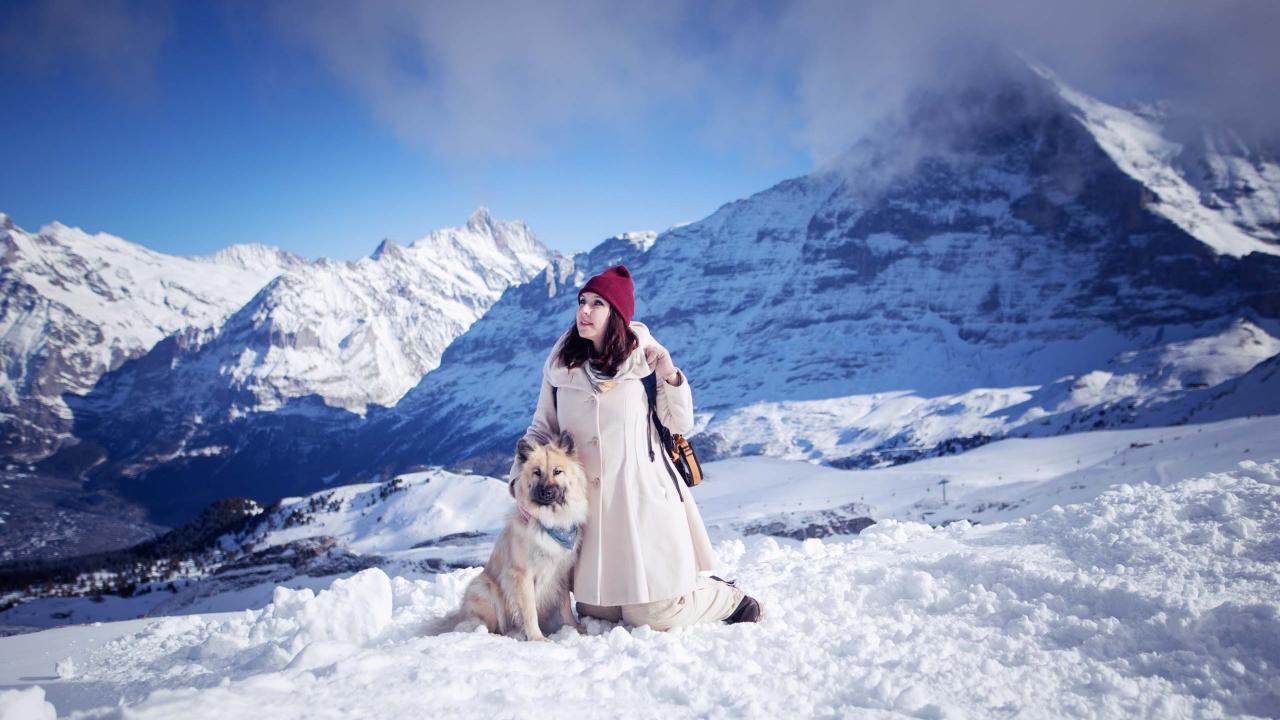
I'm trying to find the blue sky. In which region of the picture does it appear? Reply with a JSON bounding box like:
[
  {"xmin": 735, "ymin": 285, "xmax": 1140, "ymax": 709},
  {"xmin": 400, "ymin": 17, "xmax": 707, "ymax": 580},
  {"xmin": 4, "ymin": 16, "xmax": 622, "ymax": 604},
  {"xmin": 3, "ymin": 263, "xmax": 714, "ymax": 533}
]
[
  {"xmin": 2, "ymin": 1, "xmax": 1276, "ymax": 261},
  {"xmin": 0, "ymin": 2, "xmax": 813, "ymax": 259}
]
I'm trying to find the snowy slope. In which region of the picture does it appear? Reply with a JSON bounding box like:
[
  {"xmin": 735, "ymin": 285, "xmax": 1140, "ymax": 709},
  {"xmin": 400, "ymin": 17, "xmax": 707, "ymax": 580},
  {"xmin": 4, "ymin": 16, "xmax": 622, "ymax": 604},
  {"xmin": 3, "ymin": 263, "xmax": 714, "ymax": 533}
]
[
  {"xmin": 0, "ymin": 467, "xmax": 508, "ymax": 629},
  {"xmin": 1177, "ymin": 126, "xmax": 1280, "ymax": 244},
  {"xmin": 703, "ymin": 317, "xmax": 1280, "ymax": 466},
  {"xmin": 1, "ymin": 438, "xmax": 1277, "ymax": 718},
  {"xmin": 1045, "ymin": 67, "xmax": 1280, "ymax": 257},
  {"xmin": 0, "ymin": 214, "xmax": 305, "ymax": 460}
]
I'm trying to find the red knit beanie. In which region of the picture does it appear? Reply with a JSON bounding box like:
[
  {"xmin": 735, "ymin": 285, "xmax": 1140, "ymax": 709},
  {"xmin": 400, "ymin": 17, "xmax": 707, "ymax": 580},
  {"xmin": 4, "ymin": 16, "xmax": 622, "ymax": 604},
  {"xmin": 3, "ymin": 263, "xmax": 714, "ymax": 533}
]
[{"xmin": 579, "ymin": 265, "xmax": 635, "ymax": 324}]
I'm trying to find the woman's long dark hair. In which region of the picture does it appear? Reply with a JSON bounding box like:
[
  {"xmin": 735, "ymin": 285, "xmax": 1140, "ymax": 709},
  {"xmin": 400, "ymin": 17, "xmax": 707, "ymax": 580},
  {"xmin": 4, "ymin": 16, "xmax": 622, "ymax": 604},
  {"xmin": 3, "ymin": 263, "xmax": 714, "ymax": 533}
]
[{"xmin": 558, "ymin": 309, "xmax": 638, "ymax": 376}]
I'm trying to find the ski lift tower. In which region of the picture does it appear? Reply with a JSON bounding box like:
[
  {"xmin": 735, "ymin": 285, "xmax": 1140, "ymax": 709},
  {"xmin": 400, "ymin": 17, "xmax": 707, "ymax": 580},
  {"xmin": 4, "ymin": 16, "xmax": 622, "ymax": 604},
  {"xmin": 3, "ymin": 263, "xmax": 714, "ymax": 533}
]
[{"xmin": 938, "ymin": 478, "xmax": 950, "ymax": 504}]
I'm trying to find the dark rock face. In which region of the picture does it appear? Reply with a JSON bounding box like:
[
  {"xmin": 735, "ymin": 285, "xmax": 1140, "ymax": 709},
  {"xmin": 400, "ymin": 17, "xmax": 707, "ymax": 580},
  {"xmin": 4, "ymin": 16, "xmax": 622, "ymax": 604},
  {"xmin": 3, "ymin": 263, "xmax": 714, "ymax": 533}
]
[
  {"xmin": 741, "ymin": 503, "xmax": 877, "ymax": 541},
  {"xmin": 831, "ymin": 434, "xmax": 995, "ymax": 470},
  {"xmin": 411, "ymin": 531, "xmax": 491, "ymax": 549},
  {"xmin": 213, "ymin": 537, "xmax": 383, "ymax": 578}
]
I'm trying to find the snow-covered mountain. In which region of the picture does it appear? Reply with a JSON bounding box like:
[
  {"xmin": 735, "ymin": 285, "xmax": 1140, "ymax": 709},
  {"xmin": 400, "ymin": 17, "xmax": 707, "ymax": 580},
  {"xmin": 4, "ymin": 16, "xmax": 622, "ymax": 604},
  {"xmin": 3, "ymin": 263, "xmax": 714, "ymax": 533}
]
[
  {"xmin": 1, "ymin": 209, "xmax": 551, "ymax": 545},
  {"xmin": 76, "ymin": 207, "xmax": 549, "ymax": 419},
  {"xmin": 38, "ymin": 210, "xmax": 551, "ymax": 524},
  {"xmin": 1178, "ymin": 125, "xmax": 1280, "ymax": 243},
  {"xmin": 358, "ymin": 59, "xmax": 1280, "ymax": 478},
  {"xmin": 5, "ymin": 49, "xmax": 1280, "ymax": 719},
  {"xmin": 1054, "ymin": 76, "xmax": 1280, "ymax": 258},
  {"xmin": 19, "ymin": 58, "xmax": 1280, "ymax": 532},
  {"xmin": 0, "ymin": 214, "xmax": 306, "ymax": 461}
]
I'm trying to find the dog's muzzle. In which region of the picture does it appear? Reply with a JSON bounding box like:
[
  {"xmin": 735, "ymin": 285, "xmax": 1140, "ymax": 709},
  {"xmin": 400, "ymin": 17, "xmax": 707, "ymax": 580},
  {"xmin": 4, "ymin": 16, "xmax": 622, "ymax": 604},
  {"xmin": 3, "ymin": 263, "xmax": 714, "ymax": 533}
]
[{"xmin": 531, "ymin": 482, "xmax": 564, "ymax": 506}]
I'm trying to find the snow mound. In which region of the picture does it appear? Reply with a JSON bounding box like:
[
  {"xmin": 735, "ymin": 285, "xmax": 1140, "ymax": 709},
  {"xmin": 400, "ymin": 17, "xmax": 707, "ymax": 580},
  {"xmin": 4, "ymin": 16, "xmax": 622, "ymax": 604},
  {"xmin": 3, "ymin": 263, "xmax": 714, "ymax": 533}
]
[
  {"xmin": 51, "ymin": 459, "xmax": 1279, "ymax": 718},
  {"xmin": 1021, "ymin": 461, "xmax": 1280, "ymax": 613},
  {"xmin": 0, "ymin": 686, "xmax": 56, "ymax": 720},
  {"xmin": 271, "ymin": 568, "xmax": 393, "ymax": 647},
  {"xmin": 134, "ymin": 568, "xmax": 396, "ymax": 679}
]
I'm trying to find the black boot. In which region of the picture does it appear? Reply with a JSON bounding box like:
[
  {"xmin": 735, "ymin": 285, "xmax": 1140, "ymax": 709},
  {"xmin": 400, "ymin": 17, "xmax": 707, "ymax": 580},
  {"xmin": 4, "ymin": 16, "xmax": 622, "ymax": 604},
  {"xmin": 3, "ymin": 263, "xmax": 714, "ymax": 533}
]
[{"xmin": 723, "ymin": 594, "xmax": 763, "ymax": 624}]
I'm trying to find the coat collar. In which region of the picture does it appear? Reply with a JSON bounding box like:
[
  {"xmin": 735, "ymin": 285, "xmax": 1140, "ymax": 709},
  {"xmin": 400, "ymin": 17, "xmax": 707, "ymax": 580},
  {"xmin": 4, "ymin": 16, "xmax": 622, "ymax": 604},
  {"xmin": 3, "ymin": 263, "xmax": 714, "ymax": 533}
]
[{"xmin": 543, "ymin": 320, "xmax": 655, "ymax": 393}]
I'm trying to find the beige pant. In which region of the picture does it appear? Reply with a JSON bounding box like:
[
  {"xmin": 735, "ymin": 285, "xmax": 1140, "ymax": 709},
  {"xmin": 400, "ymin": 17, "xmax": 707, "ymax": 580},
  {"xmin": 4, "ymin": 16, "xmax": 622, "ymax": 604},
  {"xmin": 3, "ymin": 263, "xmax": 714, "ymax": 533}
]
[{"xmin": 576, "ymin": 575, "xmax": 744, "ymax": 631}]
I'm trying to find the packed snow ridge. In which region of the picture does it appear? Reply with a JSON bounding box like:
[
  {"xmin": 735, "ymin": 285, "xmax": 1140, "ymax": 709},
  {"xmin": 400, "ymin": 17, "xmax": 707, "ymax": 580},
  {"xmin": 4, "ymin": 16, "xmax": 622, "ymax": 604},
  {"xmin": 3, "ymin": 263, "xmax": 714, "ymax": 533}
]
[{"xmin": 3, "ymin": 450, "xmax": 1277, "ymax": 718}]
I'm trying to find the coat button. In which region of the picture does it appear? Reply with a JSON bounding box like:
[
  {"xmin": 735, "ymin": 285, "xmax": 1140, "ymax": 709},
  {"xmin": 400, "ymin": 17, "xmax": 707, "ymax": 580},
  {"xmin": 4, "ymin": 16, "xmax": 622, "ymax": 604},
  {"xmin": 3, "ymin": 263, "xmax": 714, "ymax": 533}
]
[
  {"xmin": 591, "ymin": 476, "xmax": 601, "ymax": 486},
  {"xmin": 590, "ymin": 436, "xmax": 599, "ymax": 447}
]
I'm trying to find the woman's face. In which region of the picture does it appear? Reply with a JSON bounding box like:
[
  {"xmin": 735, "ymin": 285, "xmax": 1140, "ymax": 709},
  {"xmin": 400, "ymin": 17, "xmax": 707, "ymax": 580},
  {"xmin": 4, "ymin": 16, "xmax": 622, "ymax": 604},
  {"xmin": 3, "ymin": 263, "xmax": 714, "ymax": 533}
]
[{"xmin": 577, "ymin": 291, "xmax": 611, "ymax": 346}]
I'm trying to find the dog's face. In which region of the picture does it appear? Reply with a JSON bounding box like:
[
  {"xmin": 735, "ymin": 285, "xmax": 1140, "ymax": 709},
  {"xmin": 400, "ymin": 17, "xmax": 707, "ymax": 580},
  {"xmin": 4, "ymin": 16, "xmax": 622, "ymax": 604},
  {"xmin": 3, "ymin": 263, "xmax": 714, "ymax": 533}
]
[{"xmin": 513, "ymin": 431, "xmax": 589, "ymax": 525}]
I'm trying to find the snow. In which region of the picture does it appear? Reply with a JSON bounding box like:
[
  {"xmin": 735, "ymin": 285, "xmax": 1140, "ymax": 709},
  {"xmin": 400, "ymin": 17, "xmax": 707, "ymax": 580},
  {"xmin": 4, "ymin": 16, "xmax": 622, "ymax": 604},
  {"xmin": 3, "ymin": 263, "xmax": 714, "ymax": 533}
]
[
  {"xmin": 265, "ymin": 570, "xmax": 394, "ymax": 649},
  {"xmin": 0, "ymin": 418, "xmax": 1276, "ymax": 718},
  {"xmin": 4, "ymin": 54, "xmax": 1279, "ymax": 718},
  {"xmin": 0, "ymin": 687, "xmax": 56, "ymax": 720},
  {"xmin": 1182, "ymin": 127, "xmax": 1280, "ymax": 242},
  {"xmin": 0, "ymin": 208, "xmax": 552, "ymax": 468},
  {"xmin": 613, "ymin": 231, "xmax": 657, "ymax": 253}
]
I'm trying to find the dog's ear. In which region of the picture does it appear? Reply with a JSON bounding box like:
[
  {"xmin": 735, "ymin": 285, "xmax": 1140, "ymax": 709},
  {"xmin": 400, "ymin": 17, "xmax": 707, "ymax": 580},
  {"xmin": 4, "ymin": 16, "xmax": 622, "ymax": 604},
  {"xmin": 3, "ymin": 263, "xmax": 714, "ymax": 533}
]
[
  {"xmin": 555, "ymin": 430, "xmax": 576, "ymax": 456},
  {"xmin": 515, "ymin": 437, "xmax": 535, "ymax": 465}
]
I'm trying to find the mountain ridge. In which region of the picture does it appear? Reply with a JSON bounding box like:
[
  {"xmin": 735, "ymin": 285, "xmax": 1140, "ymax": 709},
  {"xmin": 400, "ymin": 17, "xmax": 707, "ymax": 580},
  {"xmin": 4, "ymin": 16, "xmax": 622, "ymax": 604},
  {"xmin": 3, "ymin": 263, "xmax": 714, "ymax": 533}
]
[
  {"xmin": 11, "ymin": 58, "xmax": 1280, "ymax": 530},
  {"xmin": 356, "ymin": 58, "xmax": 1280, "ymax": 478}
]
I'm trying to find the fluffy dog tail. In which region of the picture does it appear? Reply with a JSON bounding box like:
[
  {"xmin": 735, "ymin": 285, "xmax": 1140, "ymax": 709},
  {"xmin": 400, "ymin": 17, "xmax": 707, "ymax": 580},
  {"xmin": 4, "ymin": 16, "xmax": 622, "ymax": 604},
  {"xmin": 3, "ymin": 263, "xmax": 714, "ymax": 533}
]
[
  {"xmin": 423, "ymin": 609, "xmax": 460, "ymax": 636},
  {"xmin": 423, "ymin": 608, "xmax": 485, "ymax": 636}
]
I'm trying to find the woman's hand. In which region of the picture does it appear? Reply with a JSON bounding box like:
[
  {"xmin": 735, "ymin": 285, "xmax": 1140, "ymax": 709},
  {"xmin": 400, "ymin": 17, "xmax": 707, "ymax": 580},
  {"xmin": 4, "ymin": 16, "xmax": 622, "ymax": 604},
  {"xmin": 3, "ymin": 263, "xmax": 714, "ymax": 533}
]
[{"xmin": 643, "ymin": 341, "xmax": 681, "ymax": 385}]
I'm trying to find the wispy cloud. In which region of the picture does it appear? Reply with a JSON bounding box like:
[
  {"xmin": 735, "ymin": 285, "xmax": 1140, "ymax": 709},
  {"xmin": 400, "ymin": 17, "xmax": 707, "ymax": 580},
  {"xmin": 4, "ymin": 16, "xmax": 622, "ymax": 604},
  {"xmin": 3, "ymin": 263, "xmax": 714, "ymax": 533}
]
[
  {"xmin": 267, "ymin": 0, "xmax": 708, "ymax": 160},
  {"xmin": 6, "ymin": 0, "xmax": 1277, "ymax": 163},
  {"xmin": 747, "ymin": 0, "xmax": 1280, "ymax": 157},
  {"xmin": 0, "ymin": 0, "xmax": 174, "ymax": 103},
  {"xmin": 268, "ymin": 0, "xmax": 1280, "ymax": 164}
]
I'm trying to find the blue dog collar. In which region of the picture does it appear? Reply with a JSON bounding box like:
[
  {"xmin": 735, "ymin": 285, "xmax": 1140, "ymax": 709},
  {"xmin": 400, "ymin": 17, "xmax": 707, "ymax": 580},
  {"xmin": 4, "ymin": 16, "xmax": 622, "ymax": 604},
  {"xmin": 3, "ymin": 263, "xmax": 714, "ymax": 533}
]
[
  {"xmin": 545, "ymin": 524, "xmax": 578, "ymax": 550},
  {"xmin": 518, "ymin": 505, "xmax": 579, "ymax": 550}
]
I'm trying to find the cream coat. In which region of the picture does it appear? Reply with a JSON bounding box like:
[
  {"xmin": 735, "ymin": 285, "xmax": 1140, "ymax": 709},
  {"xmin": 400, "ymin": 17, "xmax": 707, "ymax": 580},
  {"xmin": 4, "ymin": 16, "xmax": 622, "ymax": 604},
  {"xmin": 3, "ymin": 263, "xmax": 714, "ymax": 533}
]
[{"xmin": 510, "ymin": 321, "xmax": 718, "ymax": 606}]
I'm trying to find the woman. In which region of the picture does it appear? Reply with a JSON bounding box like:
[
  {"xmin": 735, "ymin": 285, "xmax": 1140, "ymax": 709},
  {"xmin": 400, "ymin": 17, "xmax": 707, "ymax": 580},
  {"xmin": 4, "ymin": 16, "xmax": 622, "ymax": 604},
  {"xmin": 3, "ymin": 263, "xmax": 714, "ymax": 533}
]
[{"xmin": 510, "ymin": 265, "xmax": 762, "ymax": 630}]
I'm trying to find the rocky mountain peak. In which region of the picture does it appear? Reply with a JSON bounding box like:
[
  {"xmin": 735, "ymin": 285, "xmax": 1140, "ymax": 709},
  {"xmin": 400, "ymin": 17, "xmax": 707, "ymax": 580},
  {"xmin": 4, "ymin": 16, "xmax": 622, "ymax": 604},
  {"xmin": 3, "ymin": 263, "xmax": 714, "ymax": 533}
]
[
  {"xmin": 208, "ymin": 243, "xmax": 305, "ymax": 273},
  {"xmin": 466, "ymin": 206, "xmax": 495, "ymax": 232},
  {"xmin": 370, "ymin": 237, "xmax": 402, "ymax": 261}
]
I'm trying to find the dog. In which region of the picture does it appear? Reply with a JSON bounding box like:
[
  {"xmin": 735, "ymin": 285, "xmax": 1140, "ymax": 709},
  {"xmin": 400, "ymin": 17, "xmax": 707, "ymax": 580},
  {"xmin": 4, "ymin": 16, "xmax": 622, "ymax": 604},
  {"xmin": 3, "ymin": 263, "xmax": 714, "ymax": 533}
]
[{"xmin": 441, "ymin": 431, "xmax": 589, "ymax": 641}]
